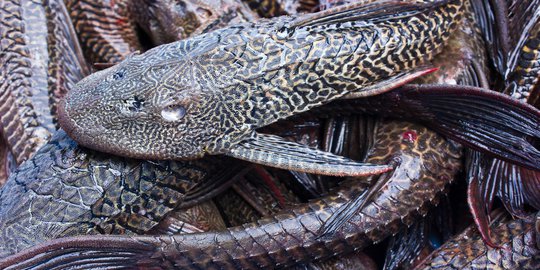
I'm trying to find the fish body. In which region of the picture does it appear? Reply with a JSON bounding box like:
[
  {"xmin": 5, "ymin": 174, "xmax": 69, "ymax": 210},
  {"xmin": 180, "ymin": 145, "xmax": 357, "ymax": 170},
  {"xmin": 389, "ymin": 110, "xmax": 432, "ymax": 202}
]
[
  {"xmin": 415, "ymin": 214, "xmax": 540, "ymax": 269},
  {"xmin": 504, "ymin": 4, "xmax": 540, "ymax": 105},
  {"xmin": 59, "ymin": 0, "xmax": 463, "ymax": 162},
  {"xmin": 0, "ymin": 130, "xmax": 241, "ymax": 257},
  {"xmin": 243, "ymin": 0, "xmax": 318, "ymax": 17},
  {"xmin": 0, "ymin": 120, "xmax": 463, "ymax": 269},
  {"xmin": 130, "ymin": 0, "xmax": 258, "ymax": 46}
]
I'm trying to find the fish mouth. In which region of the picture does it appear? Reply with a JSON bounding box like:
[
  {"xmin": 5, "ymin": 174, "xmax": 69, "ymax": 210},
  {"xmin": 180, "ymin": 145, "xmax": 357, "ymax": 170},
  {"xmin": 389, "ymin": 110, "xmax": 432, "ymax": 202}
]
[
  {"xmin": 58, "ymin": 98, "xmax": 160, "ymax": 160},
  {"xmin": 57, "ymin": 98, "xmax": 76, "ymax": 138}
]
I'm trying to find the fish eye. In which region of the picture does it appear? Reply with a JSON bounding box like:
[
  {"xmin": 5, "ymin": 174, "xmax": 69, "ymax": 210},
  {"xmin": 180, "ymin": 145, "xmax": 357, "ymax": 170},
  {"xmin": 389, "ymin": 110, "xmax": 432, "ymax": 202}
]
[
  {"xmin": 113, "ymin": 70, "xmax": 125, "ymax": 80},
  {"xmin": 161, "ymin": 105, "xmax": 186, "ymax": 122}
]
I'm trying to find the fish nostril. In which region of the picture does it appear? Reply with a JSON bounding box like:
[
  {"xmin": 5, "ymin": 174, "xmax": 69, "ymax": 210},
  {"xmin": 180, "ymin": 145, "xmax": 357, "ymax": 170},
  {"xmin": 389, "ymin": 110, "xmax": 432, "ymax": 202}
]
[
  {"xmin": 123, "ymin": 96, "xmax": 145, "ymax": 112},
  {"xmin": 113, "ymin": 70, "xmax": 125, "ymax": 80}
]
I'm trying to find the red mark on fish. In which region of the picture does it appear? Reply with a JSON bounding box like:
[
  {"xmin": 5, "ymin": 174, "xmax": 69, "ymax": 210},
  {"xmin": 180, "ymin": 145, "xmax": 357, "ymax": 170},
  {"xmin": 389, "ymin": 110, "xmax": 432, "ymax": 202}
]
[{"xmin": 402, "ymin": 130, "xmax": 418, "ymax": 143}]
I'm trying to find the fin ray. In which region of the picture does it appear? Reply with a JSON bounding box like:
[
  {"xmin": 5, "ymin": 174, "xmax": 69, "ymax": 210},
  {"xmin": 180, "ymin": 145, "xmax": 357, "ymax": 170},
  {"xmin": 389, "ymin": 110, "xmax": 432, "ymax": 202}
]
[{"xmin": 226, "ymin": 133, "xmax": 392, "ymax": 177}]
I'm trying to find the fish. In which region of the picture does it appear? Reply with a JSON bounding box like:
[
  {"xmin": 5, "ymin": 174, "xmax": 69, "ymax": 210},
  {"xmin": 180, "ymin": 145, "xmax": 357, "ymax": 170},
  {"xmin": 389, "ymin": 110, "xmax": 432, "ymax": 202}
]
[
  {"xmin": 0, "ymin": 130, "xmax": 245, "ymax": 257},
  {"xmin": 243, "ymin": 0, "xmax": 319, "ymax": 18},
  {"xmin": 59, "ymin": 0, "xmax": 540, "ymax": 177},
  {"xmin": 465, "ymin": 0, "xmax": 540, "ymax": 248},
  {"xmin": 414, "ymin": 212, "xmax": 540, "ymax": 270}
]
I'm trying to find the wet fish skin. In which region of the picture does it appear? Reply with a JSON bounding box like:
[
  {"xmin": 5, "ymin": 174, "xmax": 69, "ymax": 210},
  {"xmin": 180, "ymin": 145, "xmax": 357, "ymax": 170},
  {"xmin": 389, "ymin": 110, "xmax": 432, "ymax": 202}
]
[{"xmin": 58, "ymin": 0, "xmax": 463, "ymax": 161}]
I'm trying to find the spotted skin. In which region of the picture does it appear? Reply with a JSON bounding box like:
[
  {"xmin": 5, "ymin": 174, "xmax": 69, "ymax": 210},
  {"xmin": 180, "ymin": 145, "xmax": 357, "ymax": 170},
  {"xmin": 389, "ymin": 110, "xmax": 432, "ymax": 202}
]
[
  {"xmin": 415, "ymin": 214, "xmax": 540, "ymax": 269},
  {"xmin": 59, "ymin": 0, "xmax": 464, "ymax": 162},
  {"xmin": 0, "ymin": 0, "xmax": 88, "ymax": 182},
  {"xmin": 0, "ymin": 120, "xmax": 462, "ymax": 268}
]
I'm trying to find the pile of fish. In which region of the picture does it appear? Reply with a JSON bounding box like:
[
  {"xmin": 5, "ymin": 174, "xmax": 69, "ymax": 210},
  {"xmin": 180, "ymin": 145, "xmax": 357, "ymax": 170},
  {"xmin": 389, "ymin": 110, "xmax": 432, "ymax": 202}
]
[{"xmin": 0, "ymin": 0, "xmax": 539, "ymax": 269}]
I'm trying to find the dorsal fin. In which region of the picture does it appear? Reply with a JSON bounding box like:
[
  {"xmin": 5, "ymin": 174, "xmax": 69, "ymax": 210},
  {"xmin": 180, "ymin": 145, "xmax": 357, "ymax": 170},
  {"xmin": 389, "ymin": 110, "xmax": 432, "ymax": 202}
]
[{"xmin": 289, "ymin": 0, "xmax": 450, "ymax": 29}]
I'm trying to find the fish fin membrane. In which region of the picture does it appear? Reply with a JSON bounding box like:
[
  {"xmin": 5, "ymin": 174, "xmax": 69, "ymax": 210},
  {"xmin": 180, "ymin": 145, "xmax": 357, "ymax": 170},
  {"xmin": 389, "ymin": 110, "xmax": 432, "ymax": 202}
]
[
  {"xmin": 227, "ymin": 132, "xmax": 392, "ymax": 177},
  {"xmin": 383, "ymin": 219, "xmax": 428, "ymax": 270},
  {"xmin": 319, "ymin": 167, "xmax": 394, "ymax": 236},
  {"xmin": 505, "ymin": 0, "xmax": 540, "ymax": 73},
  {"xmin": 496, "ymin": 160, "xmax": 538, "ymax": 217},
  {"xmin": 470, "ymin": 0, "xmax": 509, "ymax": 74},
  {"xmin": 291, "ymin": 0, "xmax": 448, "ymax": 28},
  {"xmin": 182, "ymin": 160, "xmax": 250, "ymax": 209},
  {"xmin": 466, "ymin": 150, "xmax": 500, "ymax": 248},
  {"xmin": 521, "ymin": 166, "xmax": 540, "ymax": 210},
  {"xmin": 318, "ymin": 185, "xmax": 371, "ymax": 237},
  {"xmin": 394, "ymin": 84, "xmax": 540, "ymax": 171},
  {"xmin": 467, "ymin": 149, "xmax": 540, "ymax": 247}
]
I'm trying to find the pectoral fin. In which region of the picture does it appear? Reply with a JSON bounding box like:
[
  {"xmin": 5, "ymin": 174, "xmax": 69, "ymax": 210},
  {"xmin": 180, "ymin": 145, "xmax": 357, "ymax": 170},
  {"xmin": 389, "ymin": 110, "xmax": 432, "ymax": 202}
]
[{"xmin": 226, "ymin": 133, "xmax": 392, "ymax": 177}]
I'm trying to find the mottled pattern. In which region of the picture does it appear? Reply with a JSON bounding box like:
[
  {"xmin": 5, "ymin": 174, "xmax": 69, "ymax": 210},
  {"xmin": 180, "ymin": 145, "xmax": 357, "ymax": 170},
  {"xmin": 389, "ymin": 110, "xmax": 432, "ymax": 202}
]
[
  {"xmin": 0, "ymin": 131, "xmax": 238, "ymax": 257},
  {"xmin": 59, "ymin": 0, "xmax": 463, "ymax": 162},
  {"xmin": 216, "ymin": 169, "xmax": 301, "ymax": 226},
  {"xmin": 168, "ymin": 201, "xmax": 227, "ymax": 232},
  {"xmin": 416, "ymin": 215, "xmax": 540, "ymax": 269},
  {"xmin": 64, "ymin": 0, "xmax": 142, "ymax": 64},
  {"xmin": 0, "ymin": 0, "xmax": 87, "ymax": 176},
  {"xmin": 0, "ymin": 120, "xmax": 462, "ymax": 268},
  {"xmin": 131, "ymin": 0, "xmax": 258, "ymax": 45},
  {"xmin": 291, "ymin": 252, "xmax": 378, "ymax": 270},
  {"xmin": 415, "ymin": 0, "xmax": 487, "ymax": 86},
  {"xmin": 216, "ymin": 168, "xmax": 379, "ymax": 270}
]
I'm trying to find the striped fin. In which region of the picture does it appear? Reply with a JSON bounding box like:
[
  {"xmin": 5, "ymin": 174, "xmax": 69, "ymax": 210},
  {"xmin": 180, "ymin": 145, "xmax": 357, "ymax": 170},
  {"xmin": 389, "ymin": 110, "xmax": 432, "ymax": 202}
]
[{"xmin": 227, "ymin": 132, "xmax": 392, "ymax": 177}]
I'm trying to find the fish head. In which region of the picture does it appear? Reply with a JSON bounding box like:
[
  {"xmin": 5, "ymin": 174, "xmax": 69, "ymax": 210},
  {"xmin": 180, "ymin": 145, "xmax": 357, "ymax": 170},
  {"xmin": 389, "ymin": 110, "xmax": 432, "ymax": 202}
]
[{"xmin": 59, "ymin": 49, "xmax": 220, "ymax": 160}]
